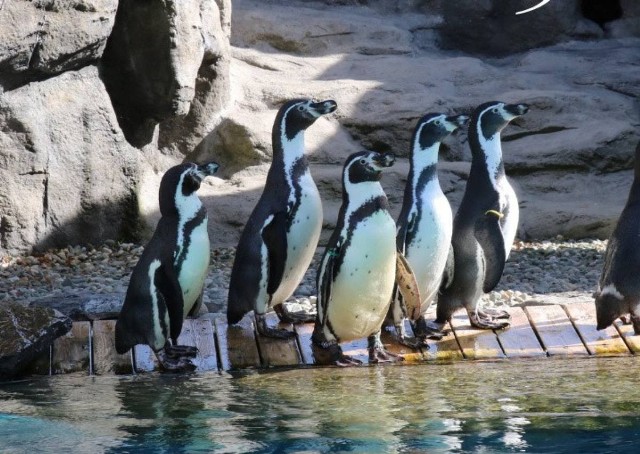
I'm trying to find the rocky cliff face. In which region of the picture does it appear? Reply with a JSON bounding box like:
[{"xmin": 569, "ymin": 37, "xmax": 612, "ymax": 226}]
[{"xmin": 1, "ymin": 0, "xmax": 639, "ymax": 254}]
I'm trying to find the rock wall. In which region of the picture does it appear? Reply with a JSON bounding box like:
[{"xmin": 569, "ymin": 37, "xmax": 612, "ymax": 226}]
[
  {"xmin": 0, "ymin": 0, "xmax": 231, "ymax": 254},
  {"xmin": 1, "ymin": 0, "xmax": 639, "ymax": 254}
]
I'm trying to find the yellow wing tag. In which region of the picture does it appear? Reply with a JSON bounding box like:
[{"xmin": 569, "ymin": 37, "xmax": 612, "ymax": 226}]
[
  {"xmin": 485, "ymin": 210, "xmax": 504, "ymax": 219},
  {"xmin": 395, "ymin": 252, "xmax": 423, "ymax": 320}
]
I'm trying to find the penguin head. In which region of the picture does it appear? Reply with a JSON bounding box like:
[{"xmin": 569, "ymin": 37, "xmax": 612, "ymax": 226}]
[
  {"xmin": 159, "ymin": 161, "xmax": 219, "ymax": 216},
  {"xmin": 276, "ymin": 98, "xmax": 338, "ymax": 141},
  {"xmin": 414, "ymin": 113, "xmax": 470, "ymax": 149},
  {"xmin": 473, "ymin": 101, "xmax": 529, "ymax": 139},
  {"xmin": 344, "ymin": 151, "xmax": 395, "ymax": 184}
]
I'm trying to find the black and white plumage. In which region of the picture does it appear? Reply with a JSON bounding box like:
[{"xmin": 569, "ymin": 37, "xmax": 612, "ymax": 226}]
[
  {"xmin": 227, "ymin": 99, "xmax": 337, "ymax": 338},
  {"xmin": 431, "ymin": 101, "xmax": 529, "ymax": 333},
  {"xmin": 312, "ymin": 151, "xmax": 401, "ymax": 366},
  {"xmin": 389, "ymin": 113, "xmax": 469, "ymax": 347},
  {"xmin": 115, "ymin": 161, "xmax": 219, "ymax": 372},
  {"xmin": 595, "ymin": 141, "xmax": 640, "ymax": 333}
]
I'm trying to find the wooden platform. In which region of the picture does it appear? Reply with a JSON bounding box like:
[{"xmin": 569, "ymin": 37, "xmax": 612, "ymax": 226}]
[{"xmin": 28, "ymin": 303, "xmax": 640, "ymax": 375}]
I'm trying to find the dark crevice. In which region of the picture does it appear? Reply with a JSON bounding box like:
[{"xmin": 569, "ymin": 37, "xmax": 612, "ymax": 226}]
[{"xmin": 503, "ymin": 126, "xmax": 575, "ymax": 142}]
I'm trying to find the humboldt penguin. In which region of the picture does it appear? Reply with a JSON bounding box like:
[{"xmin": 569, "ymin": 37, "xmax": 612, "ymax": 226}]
[
  {"xmin": 227, "ymin": 99, "xmax": 337, "ymax": 338},
  {"xmin": 312, "ymin": 151, "xmax": 401, "ymax": 366},
  {"xmin": 595, "ymin": 141, "xmax": 640, "ymax": 333},
  {"xmin": 115, "ymin": 161, "xmax": 219, "ymax": 372},
  {"xmin": 430, "ymin": 101, "xmax": 529, "ymax": 333},
  {"xmin": 389, "ymin": 113, "xmax": 469, "ymax": 347}
]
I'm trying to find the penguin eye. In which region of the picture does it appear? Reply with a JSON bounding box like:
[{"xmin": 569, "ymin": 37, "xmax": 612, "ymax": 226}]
[
  {"xmin": 359, "ymin": 159, "xmax": 366, "ymax": 165},
  {"xmin": 434, "ymin": 120, "xmax": 441, "ymax": 125},
  {"xmin": 297, "ymin": 105, "xmax": 305, "ymax": 112},
  {"xmin": 492, "ymin": 108, "xmax": 499, "ymax": 114}
]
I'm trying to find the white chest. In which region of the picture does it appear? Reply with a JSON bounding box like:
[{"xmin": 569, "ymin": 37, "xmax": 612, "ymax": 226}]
[
  {"xmin": 328, "ymin": 210, "xmax": 397, "ymax": 341},
  {"xmin": 176, "ymin": 219, "xmax": 210, "ymax": 317}
]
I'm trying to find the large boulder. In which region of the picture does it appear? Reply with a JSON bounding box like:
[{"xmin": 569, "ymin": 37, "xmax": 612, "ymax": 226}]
[
  {"xmin": 0, "ymin": 0, "xmax": 118, "ymax": 89},
  {"xmin": 0, "ymin": 302, "xmax": 72, "ymax": 379},
  {"xmin": 0, "ymin": 66, "xmax": 143, "ymax": 254}
]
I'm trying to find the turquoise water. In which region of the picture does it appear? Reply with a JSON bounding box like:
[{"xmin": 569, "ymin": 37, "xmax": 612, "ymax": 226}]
[{"xmin": 1, "ymin": 357, "xmax": 640, "ymax": 453}]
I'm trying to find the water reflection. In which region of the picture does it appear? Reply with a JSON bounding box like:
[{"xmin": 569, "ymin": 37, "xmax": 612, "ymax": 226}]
[{"xmin": 2, "ymin": 358, "xmax": 640, "ymax": 452}]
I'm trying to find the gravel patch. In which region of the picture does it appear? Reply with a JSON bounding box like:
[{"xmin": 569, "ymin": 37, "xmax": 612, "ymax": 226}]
[{"xmin": 0, "ymin": 237, "xmax": 606, "ymax": 315}]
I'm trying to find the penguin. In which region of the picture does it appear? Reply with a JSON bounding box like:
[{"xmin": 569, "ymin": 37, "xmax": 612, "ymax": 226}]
[
  {"xmin": 312, "ymin": 150, "xmax": 401, "ymax": 366},
  {"xmin": 227, "ymin": 99, "xmax": 338, "ymax": 338},
  {"xmin": 595, "ymin": 141, "xmax": 640, "ymax": 333},
  {"xmin": 429, "ymin": 101, "xmax": 529, "ymax": 333},
  {"xmin": 115, "ymin": 161, "xmax": 219, "ymax": 372},
  {"xmin": 388, "ymin": 113, "xmax": 469, "ymax": 347}
]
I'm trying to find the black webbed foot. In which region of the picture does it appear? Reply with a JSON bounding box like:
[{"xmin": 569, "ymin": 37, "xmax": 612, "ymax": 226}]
[
  {"xmin": 274, "ymin": 302, "xmax": 317, "ymax": 324},
  {"xmin": 368, "ymin": 332, "xmax": 403, "ymax": 364},
  {"xmin": 311, "ymin": 342, "xmax": 362, "ymax": 367},
  {"xmin": 469, "ymin": 310, "xmax": 510, "ymax": 330},
  {"xmin": 631, "ymin": 314, "xmax": 640, "ymax": 335},
  {"xmin": 412, "ymin": 317, "xmax": 445, "ymax": 341},
  {"xmin": 156, "ymin": 349, "xmax": 197, "ymax": 373},
  {"xmin": 477, "ymin": 307, "xmax": 510, "ymax": 320},
  {"xmin": 256, "ymin": 313, "xmax": 296, "ymax": 339},
  {"xmin": 165, "ymin": 344, "xmax": 198, "ymax": 359}
]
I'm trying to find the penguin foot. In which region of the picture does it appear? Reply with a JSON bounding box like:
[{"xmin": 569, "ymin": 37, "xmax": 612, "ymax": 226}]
[
  {"xmin": 156, "ymin": 350, "xmax": 197, "ymax": 373},
  {"xmin": 630, "ymin": 314, "xmax": 640, "ymax": 335},
  {"xmin": 165, "ymin": 344, "xmax": 198, "ymax": 359},
  {"xmin": 412, "ymin": 317, "xmax": 445, "ymax": 341},
  {"xmin": 477, "ymin": 307, "xmax": 510, "ymax": 320},
  {"xmin": 369, "ymin": 346, "xmax": 403, "ymax": 364},
  {"xmin": 469, "ymin": 312, "xmax": 510, "ymax": 330},
  {"xmin": 312, "ymin": 343, "xmax": 362, "ymax": 367},
  {"xmin": 256, "ymin": 314, "xmax": 296, "ymax": 339},
  {"xmin": 273, "ymin": 303, "xmax": 316, "ymax": 324},
  {"xmin": 396, "ymin": 334, "xmax": 429, "ymax": 350}
]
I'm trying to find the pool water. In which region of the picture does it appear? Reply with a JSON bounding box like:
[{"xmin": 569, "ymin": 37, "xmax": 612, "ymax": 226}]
[{"xmin": 1, "ymin": 357, "xmax": 640, "ymax": 453}]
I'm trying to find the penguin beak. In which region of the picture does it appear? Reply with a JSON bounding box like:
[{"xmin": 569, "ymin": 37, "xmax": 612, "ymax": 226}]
[
  {"xmin": 445, "ymin": 114, "xmax": 470, "ymax": 131},
  {"xmin": 373, "ymin": 152, "xmax": 395, "ymax": 169},
  {"xmin": 310, "ymin": 99, "xmax": 338, "ymax": 116},
  {"xmin": 196, "ymin": 162, "xmax": 220, "ymax": 178},
  {"xmin": 504, "ymin": 103, "xmax": 530, "ymax": 118}
]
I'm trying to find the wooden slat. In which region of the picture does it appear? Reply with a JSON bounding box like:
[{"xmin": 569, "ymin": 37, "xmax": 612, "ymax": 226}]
[
  {"xmin": 449, "ymin": 310, "xmax": 505, "ymax": 360},
  {"xmin": 339, "ymin": 338, "xmax": 370, "ymax": 365},
  {"xmin": 563, "ymin": 303, "xmax": 630, "ymax": 355},
  {"xmin": 614, "ymin": 319, "xmax": 640, "ymax": 353},
  {"xmin": 213, "ymin": 314, "xmax": 260, "ymax": 370},
  {"xmin": 134, "ymin": 344, "xmax": 157, "ymax": 372},
  {"xmin": 496, "ymin": 307, "xmax": 546, "ymax": 358},
  {"xmin": 294, "ymin": 323, "xmax": 316, "ymax": 365},
  {"xmin": 92, "ymin": 320, "xmax": 133, "ymax": 375},
  {"xmin": 525, "ymin": 305, "xmax": 588, "ymax": 356},
  {"xmin": 183, "ymin": 318, "xmax": 219, "ymax": 371},
  {"xmin": 255, "ymin": 312, "xmax": 301, "ymax": 367},
  {"xmin": 53, "ymin": 322, "xmax": 91, "ymax": 374}
]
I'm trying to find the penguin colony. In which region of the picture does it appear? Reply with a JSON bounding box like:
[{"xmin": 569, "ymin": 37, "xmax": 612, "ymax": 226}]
[{"xmin": 115, "ymin": 97, "xmax": 634, "ymax": 370}]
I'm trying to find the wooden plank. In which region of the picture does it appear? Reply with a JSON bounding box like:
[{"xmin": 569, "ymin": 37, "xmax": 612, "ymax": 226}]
[
  {"xmin": 213, "ymin": 314, "xmax": 260, "ymax": 370},
  {"xmin": 134, "ymin": 344, "xmax": 157, "ymax": 372},
  {"xmin": 423, "ymin": 322, "xmax": 465, "ymax": 361},
  {"xmin": 339, "ymin": 338, "xmax": 369, "ymax": 365},
  {"xmin": 524, "ymin": 305, "xmax": 588, "ymax": 357},
  {"xmin": 255, "ymin": 313, "xmax": 302, "ymax": 367},
  {"xmin": 294, "ymin": 323, "xmax": 315, "ymax": 365},
  {"xmin": 614, "ymin": 319, "xmax": 640, "ymax": 353},
  {"xmin": 496, "ymin": 307, "xmax": 546, "ymax": 358},
  {"xmin": 212, "ymin": 315, "xmax": 231, "ymax": 371},
  {"xmin": 182, "ymin": 318, "xmax": 219, "ymax": 371},
  {"xmin": 449, "ymin": 310, "xmax": 505, "ymax": 360},
  {"xmin": 92, "ymin": 320, "xmax": 133, "ymax": 375},
  {"xmin": 52, "ymin": 321, "xmax": 91, "ymax": 374},
  {"xmin": 564, "ymin": 303, "xmax": 630, "ymax": 356}
]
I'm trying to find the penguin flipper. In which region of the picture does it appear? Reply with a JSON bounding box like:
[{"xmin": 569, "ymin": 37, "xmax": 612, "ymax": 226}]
[
  {"xmin": 262, "ymin": 211, "xmax": 288, "ymax": 296},
  {"xmin": 474, "ymin": 212, "xmax": 506, "ymax": 293},
  {"xmin": 318, "ymin": 244, "xmax": 340, "ymax": 326},
  {"xmin": 156, "ymin": 262, "xmax": 185, "ymax": 344},
  {"xmin": 439, "ymin": 245, "xmax": 455, "ymax": 291}
]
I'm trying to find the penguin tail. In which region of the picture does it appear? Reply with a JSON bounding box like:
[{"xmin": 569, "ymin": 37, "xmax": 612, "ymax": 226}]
[{"xmin": 595, "ymin": 293, "xmax": 626, "ymax": 331}]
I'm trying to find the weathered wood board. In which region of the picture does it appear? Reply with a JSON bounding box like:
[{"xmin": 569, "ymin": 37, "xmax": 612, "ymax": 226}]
[
  {"xmin": 255, "ymin": 313, "xmax": 301, "ymax": 367},
  {"xmin": 53, "ymin": 321, "xmax": 91, "ymax": 374},
  {"xmin": 614, "ymin": 319, "xmax": 640, "ymax": 353},
  {"xmin": 92, "ymin": 320, "xmax": 133, "ymax": 375},
  {"xmin": 381, "ymin": 322, "xmax": 427, "ymax": 363},
  {"xmin": 449, "ymin": 310, "xmax": 505, "ymax": 360},
  {"xmin": 496, "ymin": 307, "xmax": 546, "ymax": 358},
  {"xmin": 564, "ymin": 303, "xmax": 630, "ymax": 356},
  {"xmin": 213, "ymin": 314, "xmax": 260, "ymax": 370},
  {"xmin": 525, "ymin": 305, "xmax": 588, "ymax": 357},
  {"xmin": 294, "ymin": 322, "xmax": 316, "ymax": 365}
]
